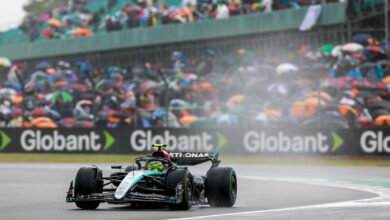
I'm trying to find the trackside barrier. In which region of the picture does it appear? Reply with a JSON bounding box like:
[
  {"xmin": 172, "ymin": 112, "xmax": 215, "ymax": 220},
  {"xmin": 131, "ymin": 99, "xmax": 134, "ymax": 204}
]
[{"xmin": 0, "ymin": 128, "xmax": 389, "ymax": 156}]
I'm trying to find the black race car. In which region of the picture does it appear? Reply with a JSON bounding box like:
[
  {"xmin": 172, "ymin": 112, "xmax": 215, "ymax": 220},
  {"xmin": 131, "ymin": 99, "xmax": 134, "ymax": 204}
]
[{"xmin": 66, "ymin": 144, "xmax": 237, "ymax": 210}]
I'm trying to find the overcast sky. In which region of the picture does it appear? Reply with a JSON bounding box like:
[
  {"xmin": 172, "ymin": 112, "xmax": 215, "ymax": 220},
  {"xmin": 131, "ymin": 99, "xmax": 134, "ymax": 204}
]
[{"xmin": 0, "ymin": 0, "xmax": 30, "ymax": 30}]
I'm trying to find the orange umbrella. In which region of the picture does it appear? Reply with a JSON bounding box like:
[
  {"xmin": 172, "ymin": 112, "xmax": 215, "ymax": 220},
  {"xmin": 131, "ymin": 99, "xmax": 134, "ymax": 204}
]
[
  {"xmin": 179, "ymin": 115, "xmax": 198, "ymax": 126},
  {"xmin": 263, "ymin": 109, "xmax": 281, "ymax": 119},
  {"xmin": 304, "ymin": 98, "xmax": 327, "ymax": 107},
  {"xmin": 374, "ymin": 115, "xmax": 390, "ymax": 126},
  {"xmin": 383, "ymin": 76, "xmax": 390, "ymax": 84},
  {"xmin": 32, "ymin": 117, "xmax": 58, "ymax": 128},
  {"xmin": 197, "ymin": 82, "xmax": 216, "ymax": 96},
  {"xmin": 74, "ymin": 28, "xmax": 94, "ymax": 37},
  {"xmin": 47, "ymin": 18, "xmax": 61, "ymax": 27},
  {"xmin": 337, "ymin": 104, "xmax": 359, "ymax": 117},
  {"xmin": 305, "ymin": 91, "xmax": 332, "ymax": 102},
  {"xmin": 11, "ymin": 96, "xmax": 23, "ymax": 105},
  {"xmin": 227, "ymin": 95, "xmax": 245, "ymax": 105},
  {"xmin": 290, "ymin": 102, "xmax": 314, "ymax": 118}
]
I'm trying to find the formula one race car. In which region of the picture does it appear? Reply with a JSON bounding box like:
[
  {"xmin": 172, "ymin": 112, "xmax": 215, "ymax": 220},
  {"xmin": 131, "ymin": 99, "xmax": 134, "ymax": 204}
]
[{"xmin": 66, "ymin": 144, "xmax": 237, "ymax": 210}]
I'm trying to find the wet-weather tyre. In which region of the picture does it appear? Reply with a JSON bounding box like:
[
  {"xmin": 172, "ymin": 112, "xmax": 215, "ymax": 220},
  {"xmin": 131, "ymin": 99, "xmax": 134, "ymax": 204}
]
[
  {"xmin": 166, "ymin": 169, "xmax": 192, "ymax": 210},
  {"xmin": 205, "ymin": 167, "xmax": 237, "ymax": 207},
  {"xmin": 74, "ymin": 167, "xmax": 102, "ymax": 209}
]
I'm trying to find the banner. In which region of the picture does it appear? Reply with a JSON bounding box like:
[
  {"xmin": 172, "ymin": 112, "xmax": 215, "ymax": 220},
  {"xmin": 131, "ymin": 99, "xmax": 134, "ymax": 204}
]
[
  {"xmin": 299, "ymin": 5, "xmax": 322, "ymax": 31},
  {"xmin": 0, "ymin": 128, "xmax": 390, "ymax": 156}
]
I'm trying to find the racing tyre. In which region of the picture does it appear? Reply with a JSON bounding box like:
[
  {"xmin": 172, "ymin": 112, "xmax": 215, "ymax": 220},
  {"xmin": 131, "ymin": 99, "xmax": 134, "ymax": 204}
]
[
  {"xmin": 74, "ymin": 167, "xmax": 102, "ymax": 209},
  {"xmin": 205, "ymin": 167, "xmax": 237, "ymax": 207},
  {"xmin": 166, "ymin": 169, "xmax": 192, "ymax": 210}
]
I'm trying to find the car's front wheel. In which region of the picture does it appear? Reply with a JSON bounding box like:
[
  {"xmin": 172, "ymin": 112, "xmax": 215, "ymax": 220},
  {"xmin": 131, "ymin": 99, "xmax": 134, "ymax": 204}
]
[
  {"xmin": 205, "ymin": 167, "xmax": 237, "ymax": 207},
  {"xmin": 165, "ymin": 169, "xmax": 193, "ymax": 210},
  {"xmin": 74, "ymin": 167, "xmax": 102, "ymax": 209}
]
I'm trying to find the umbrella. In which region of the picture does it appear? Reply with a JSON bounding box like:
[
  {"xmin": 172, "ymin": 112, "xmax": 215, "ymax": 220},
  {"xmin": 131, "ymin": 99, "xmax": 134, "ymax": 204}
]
[
  {"xmin": 352, "ymin": 33, "xmax": 372, "ymax": 45},
  {"xmin": 31, "ymin": 117, "xmax": 58, "ymax": 128},
  {"xmin": 77, "ymin": 100, "xmax": 92, "ymax": 106},
  {"xmin": 304, "ymin": 98, "xmax": 327, "ymax": 107},
  {"xmin": 331, "ymin": 45, "xmax": 342, "ymax": 58},
  {"xmin": 290, "ymin": 102, "xmax": 313, "ymax": 118},
  {"xmin": 383, "ymin": 76, "xmax": 390, "ymax": 84},
  {"xmin": 96, "ymin": 79, "xmax": 116, "ymax": 90},
  {"xmin": 374, "ymin": 115, "xmax": 390, "ymax": 126},
  {"xmin": 276, "ymin": 63, "xmax": 298, "ymax": 75},
  {"xmin": 11, "ymin": 96, "xmax": 23, "ymax": 105},
  {"xmin": 183, "ymin": 73, "xmax": 198, "ymax": 80},
  {"xmin": 0, "ymin": 57, "xmax": 12, "ymax": 67},
  {"xmin": 0, "ymin": 88, "xmax": 16, "ymax": 99},
  {"xmin": 320, "ymin": 44, "xmax": 334, "ymax": 54},
  {"xmin": 227, "ymin": 95, "xmax": 245, "ymax": 104},
  {"xmin": 341, "ymin": 43, "xmax": 364, "ymax": 53},
  {"xmin": 47, "ymin": 18, "xmax": 61, "ymax": 27},
  {"xmin": 73, "ymin": 28, "xmax": 94, "ymax": 37},
  {"xmin": 305, "ymin": 91, "xmax": 332, "ymax": 102},
  {"xmin": 59, "ymin": 118, "xmax": 93, "ymax": 128},
  {"xmin": 31, "ymin": 71, "xmax": 49, "ymax": 82},
  {"xmin": 197, "ymin": 82, "xmax": 216, "ymax": 96},
  {"xmin": 54, "ymin": 81, "xmax": 68, "ymax": 87},
  {"xmin": 72, "ymin": 83, "xmax": 88, "ymax": 92},
  {"xmin": 337, "ymin": 104, "xmax": 359, "ymax": 117},
  {"xmin": 141, "ymin": 81, "xmax": 159, "ymax": 91},
  {"xmin": 48, "ymin": 92, "xmax": 73, "ymax": 102},
  {"xmin": 179, "ymin": 115, "xmax": 198, "ymax": 126},
  {"xmin": 267, "ymin": 83, "xmax": 288, "ymax": 96},
  {"xmin": 35, "ymin": 62, "xmax": 52, "ymax": 70}
]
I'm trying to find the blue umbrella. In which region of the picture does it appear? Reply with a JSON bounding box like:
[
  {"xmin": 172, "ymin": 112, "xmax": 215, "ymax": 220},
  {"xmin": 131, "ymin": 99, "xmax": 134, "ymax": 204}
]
[
  {"xmin": 35, "ymin": 62, "xmax": 52, "ymax": 70},
  {"xmin": 352, "ymin": 33, "xmax": 373, "ymax": 45}
]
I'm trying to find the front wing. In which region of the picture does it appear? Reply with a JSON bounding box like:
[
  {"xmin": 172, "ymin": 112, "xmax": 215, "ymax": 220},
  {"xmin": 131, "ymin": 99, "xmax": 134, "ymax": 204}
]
[{"xmin": 66, "ymin": 181, "xmax": 184, "ymax": 204}]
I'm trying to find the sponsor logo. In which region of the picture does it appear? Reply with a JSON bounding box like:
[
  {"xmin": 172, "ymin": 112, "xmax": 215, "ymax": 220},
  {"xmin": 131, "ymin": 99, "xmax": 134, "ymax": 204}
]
[
  {"xmin": 0, "ymin": 131, "xmax": 11, "ymax": 151},
  {"xmin": 169, "ymin": 152, "xmax": 211, "ymax": 158},
  {"xmin": 360, "ymin": 131, "xmax": 390, "ymax": 153},
  {"xmin": 243, "ymin": 131, "xmax": 343, "ymax": 153},
  {"xmin": 20, "ymin": 130, "xmax": 115, "ymax": 152},
  {"xmin": 130, "ymin": 130, "xmax": 214, "ymax": 152}
]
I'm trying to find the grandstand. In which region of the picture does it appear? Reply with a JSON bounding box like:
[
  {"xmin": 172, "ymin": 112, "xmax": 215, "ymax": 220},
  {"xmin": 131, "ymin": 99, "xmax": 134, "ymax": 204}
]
[{"xmin": 0, "ymin": 0, "xmax": 390, "ymax": 129}]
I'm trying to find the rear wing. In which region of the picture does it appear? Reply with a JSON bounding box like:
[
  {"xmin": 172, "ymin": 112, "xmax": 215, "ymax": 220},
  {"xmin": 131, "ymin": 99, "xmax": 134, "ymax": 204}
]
[{"xmin": 169, "ymin": 152, "xmax": 220, "ymax": 168}]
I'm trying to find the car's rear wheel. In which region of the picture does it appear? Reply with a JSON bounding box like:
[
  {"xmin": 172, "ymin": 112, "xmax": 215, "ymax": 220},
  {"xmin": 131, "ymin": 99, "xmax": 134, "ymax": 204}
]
[
  {"xmin": 74, "ymin": 167, "xmax": 102, "ymax": 209},
  {"xmin": 205, "ymin": 167, "xmax": 237, "ymax": 207},
  {"xmin": 166, "ymin": 169, "xmax": 192, "ymax": 210}
]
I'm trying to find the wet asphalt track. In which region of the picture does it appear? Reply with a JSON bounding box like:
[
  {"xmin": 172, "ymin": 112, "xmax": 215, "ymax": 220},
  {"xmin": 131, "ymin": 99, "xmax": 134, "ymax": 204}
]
[{"xmin": 1, "ymin": 163, "xmax": 390, "ymax": 220}]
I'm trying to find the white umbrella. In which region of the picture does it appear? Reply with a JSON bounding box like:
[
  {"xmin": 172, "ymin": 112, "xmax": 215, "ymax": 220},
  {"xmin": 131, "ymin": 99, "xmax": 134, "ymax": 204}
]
[
  {"xmin": 331, "ymin": 45, "xmax": 343, "ymax": 58},
  {"xmin": 341, "ymin": 43, "xmax": 364, "ymax": 53},
  {"xmin": 0, "ymin": 88, "xmax": 16, "ymax": 99},
  {"xmin": 276, "ymin": 63, "xmax": 299, "ymax": 75}
]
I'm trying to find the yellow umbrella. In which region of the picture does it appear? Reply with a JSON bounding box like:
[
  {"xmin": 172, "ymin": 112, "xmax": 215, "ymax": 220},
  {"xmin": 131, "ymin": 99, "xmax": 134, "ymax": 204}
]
[{"xmin": 0, "ymin": 57, "xmax": 12, "ymax": 67}]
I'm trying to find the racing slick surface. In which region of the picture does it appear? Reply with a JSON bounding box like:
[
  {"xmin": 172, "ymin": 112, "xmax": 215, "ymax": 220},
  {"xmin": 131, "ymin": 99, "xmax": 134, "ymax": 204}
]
[{"xmin": 1, "ymin": 163, "xmax": 390, "ymax": 220}]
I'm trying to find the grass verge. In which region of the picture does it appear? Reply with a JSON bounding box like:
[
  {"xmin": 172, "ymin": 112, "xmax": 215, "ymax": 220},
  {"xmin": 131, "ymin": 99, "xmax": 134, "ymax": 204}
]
[{"xmin": 1, "ymin": 153, "xmax": 390, "ymax": 166}]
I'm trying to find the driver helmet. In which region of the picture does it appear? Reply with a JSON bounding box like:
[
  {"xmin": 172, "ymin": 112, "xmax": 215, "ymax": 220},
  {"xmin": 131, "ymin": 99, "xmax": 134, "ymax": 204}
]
[{"xmin": 146, "ymin": 161, "xmax": 164, "ymax": 172}]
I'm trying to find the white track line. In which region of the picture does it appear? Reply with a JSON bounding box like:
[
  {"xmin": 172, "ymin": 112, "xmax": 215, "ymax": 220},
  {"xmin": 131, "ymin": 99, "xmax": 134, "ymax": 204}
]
[{"xmin": 168, "ymin": 176, "xmax": 388, "ymax": 220}]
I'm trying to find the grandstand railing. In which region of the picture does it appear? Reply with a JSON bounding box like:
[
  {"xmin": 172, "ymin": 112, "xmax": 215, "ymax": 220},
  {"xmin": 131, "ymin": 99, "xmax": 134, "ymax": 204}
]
[{"xmin": 0, "ymin": 3, "xmax": 346, "ymax": 62}]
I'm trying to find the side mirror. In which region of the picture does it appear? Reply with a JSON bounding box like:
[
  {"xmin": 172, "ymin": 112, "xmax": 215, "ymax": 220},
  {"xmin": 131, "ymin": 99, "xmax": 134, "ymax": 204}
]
[{"xmin": 111, "ymin": 165, "xmax": 122, "ymax": 170}]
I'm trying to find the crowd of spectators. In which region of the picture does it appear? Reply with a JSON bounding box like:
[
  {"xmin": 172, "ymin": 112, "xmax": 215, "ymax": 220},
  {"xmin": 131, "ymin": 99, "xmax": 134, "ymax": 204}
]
[
  {"xmin": 15, "ymin": 0, "xmax": 342, "ymax": 42},
  {"xmin": 1, "ymin": 33, "xmax": 390, "ymax": 128}
]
